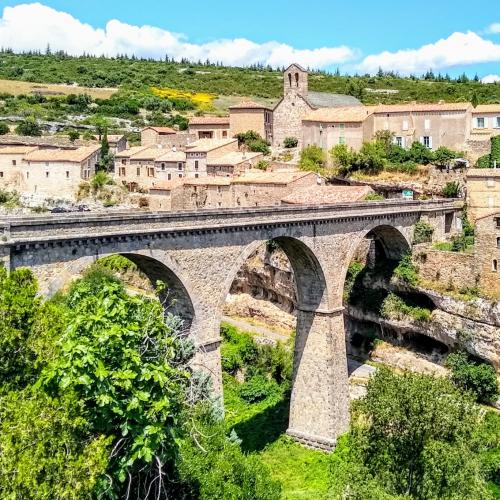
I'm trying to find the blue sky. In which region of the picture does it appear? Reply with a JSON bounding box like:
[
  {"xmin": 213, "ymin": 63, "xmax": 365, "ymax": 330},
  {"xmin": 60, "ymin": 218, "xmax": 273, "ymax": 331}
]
[{"xmin": 2, "ymin": 1, "xmax": 500, "ymax": 79}]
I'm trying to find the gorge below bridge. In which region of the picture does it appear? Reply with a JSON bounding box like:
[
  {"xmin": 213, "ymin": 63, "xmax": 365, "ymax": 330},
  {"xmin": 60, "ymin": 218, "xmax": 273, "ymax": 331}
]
[{"xmin": 0, "ymin": 199, "xmax": 462, "ymax": 450}]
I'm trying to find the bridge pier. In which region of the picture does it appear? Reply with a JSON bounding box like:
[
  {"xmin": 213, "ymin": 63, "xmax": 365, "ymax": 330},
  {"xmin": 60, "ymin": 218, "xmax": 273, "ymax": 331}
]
[{"xmin": 287, "ymin": 306, "xmax": 350, "ymax": 451}]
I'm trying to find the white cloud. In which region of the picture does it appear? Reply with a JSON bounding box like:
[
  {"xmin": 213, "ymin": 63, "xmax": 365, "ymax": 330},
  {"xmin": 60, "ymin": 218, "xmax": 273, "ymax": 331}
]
[
  {"xmin": 482, "ymin": 74, "xmax": 500, "ymax": 83},
  {"xmin": 358, "ymin": 31, "xmax": 500, "ymax": 75},
  {"xmin": 486, "ymin": 23, "xmax": 500, "ymax": 34},
  {"xmin": 0, "ymin": 3, "xmax": 357, "ymax": 69}
]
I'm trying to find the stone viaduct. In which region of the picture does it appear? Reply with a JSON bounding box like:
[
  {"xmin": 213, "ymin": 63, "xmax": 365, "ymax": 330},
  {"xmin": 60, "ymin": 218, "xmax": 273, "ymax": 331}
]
[{"xmin": 0, "ymin": 199, "xmax": 461, "ymax": 450}]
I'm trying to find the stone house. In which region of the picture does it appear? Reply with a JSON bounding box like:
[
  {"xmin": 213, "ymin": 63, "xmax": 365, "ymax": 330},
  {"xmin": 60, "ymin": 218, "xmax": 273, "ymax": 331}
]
[
  {"xmin": 272, "ymin": 64, "xmax": 362, "ymax": 148},
  {"xmin": 140, "ymin": 127, "xmax": 196, "ymax": 149},
  {"xmin": 184, "ymin": 138, "xmax": 239, "ymax": 178},
  {"xmin": 0, "ymin": 146, "xmax": 39, "ymax": 190},
  {"xmin": 229, "ymin": 101, "xmax": 273, "ymax": 143},
  {"xmin": 107, "ymin": 134, "xmax": 128, "ymax": 154},
  {"xmin": 20, "ymin": 145, "xmax": 101, "ymax": 198},
  {"xmin": 474, "ymin": 211, "xmax": 500, "ymax": 298},
  {"xmin": 115, "ymin": 145, "xmax": 186, "ymax": 191},
  {"xmin": 466, "ymin": 168, "xmax": 500, "ymax": 220},
  {"xmin": 206, "ymin": 151, "xmax": 263, "ymax": 177},
  {"xmin": 302, "ymin": 107, "xmax": 375, "ymax": 151},
  {"xmin": 370, "ymin": 103, "xmax": 472, "ymax": 151},
  {"xmin": 188, "ymin": 117, "xmax": 230, "ymax": 140}
]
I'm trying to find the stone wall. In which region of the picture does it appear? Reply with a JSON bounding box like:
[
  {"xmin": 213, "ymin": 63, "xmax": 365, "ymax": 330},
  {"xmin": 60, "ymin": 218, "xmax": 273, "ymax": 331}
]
[
  {"xmin": 475, "ymin": 212, "xmax": 500, "ymax": 299},
  {"xmin": 414, "ymin": 249, "xmax": 478, "ymax": 291},
  {"xmin": 273, "ymin": 92, "xmax": 312, "ymax": 148}
]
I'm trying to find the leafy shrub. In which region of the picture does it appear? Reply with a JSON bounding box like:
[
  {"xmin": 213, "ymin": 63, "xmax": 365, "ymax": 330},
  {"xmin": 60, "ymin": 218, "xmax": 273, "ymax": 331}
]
[
  {"xmin": 90, "ymin": 171, "xmax": 113, "ymax": 191},
  {"xmin": 385, "ymin": 160, "xmax": 418, "ymax": 174},
  {"xmin": 413, "ymin": 219, "xmax": 434, "ymax": 244},
  {"xmin": 381, "ymin": 292, "xmax": 431, "ymax": 322},
  {"xmin": 344, "ymin": 261, "xmax": 365, "ymax": 300},
  {"xmin": 299, "ymin": 144, "xmax": 326, "ymax": 172},
  {"xmin": 239, "ymin": 375, "xmax": 279, "ymax": 403},
  {"xmin": 446, "ymin": 351, "xmax": 499, "ymax": 403},
  {"xmin": 220, "ymin": 323, "xmax": 257, "ymax": 374},
  {"xmin": 408, "ymin": 140, "xmax": 434, "ymax": 164},
  {"xmin": 283, "ymin": 136, "xmax": 298, "ymax": 148},
  {"xmin": 433, "ymin": 146, "xmax": 460, "ymax": 169},
  {"xmin": 15, "ymin": 118, "xmax": 42, "ymax": 136},
  {"xmin": 442, "ymin": 180, "xmax": 461, "ymax": 198},
  {"xmin": 235, "ymin": 130, "xmax": 270, "ymax": 155},
  {"xmin": 364, "ymin": 192, "xmax": 384, "ymax": 201},
  {"xmin": 256, "ymin": 160, "xmax": 270, "ymax": 170},
  {"xmin": 0, "ymin": 122, "xmax": 9, "ymax": 135},
  {"xmin": 476, "ymin": 154, "xmax": 491, "ymax": 168},
  {"xmin": 393, "ymin": 253, "xmax": 419, "ymax": 286}
]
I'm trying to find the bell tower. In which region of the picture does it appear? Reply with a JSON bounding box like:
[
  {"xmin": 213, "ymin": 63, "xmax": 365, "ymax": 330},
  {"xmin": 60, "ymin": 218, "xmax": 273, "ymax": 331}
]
[{"xmin": 284, "ymin": 63, "xmax": 308, "ymax": 96}]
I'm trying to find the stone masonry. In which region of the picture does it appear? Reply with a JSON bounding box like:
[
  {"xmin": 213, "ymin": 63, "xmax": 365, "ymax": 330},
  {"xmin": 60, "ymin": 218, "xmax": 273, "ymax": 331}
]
[{"xmin": 0, "ymin": 199, "xmax": 461, "ymax": 450}]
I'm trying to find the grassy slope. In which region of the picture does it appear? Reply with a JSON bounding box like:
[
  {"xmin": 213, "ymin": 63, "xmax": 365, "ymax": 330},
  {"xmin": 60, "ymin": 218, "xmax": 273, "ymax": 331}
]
[
  {"xmin": 223, "ymin": 374, "xmax": 330, "ymax": 499},
  {"xmin": 3, "ymin": 52, "xmax": 500, "ymax": 105}
]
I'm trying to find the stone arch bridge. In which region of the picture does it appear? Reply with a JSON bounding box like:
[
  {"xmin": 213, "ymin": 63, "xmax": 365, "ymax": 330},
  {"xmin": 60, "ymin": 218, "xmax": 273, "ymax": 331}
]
[{"xmin": 0, "ymin": 199, "xmax": 461, "ymax": 450}]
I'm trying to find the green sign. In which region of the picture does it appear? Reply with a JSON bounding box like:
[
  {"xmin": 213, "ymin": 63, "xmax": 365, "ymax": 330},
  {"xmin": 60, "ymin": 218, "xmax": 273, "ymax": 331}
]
[{"xmin": 402, "ymin": 189, "xmax": 414, "ymax": 199}]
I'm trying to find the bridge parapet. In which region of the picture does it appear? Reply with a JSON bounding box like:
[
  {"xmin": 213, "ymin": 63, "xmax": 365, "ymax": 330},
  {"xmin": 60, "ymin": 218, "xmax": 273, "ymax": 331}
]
[{"xmin": 1, "ymin": 199, "xmax": 462, "ymax": 244}]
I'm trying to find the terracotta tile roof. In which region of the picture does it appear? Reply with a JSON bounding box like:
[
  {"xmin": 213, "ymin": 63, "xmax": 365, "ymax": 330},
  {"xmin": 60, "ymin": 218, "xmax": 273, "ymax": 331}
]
[
  {"xmin": 374, "ymin": 102, "xmax": 471, "ymax": 113},
  {"xmin": 207, "ymin": 151, "xmax": 262, "ymax": 166},
  {"xmin": 0, "ymin": 146, "xmax": 39, "ymax": 154},
  {"xmin": 128, "ymin": 146, "xmax": 171, "ymax": 161},
  {"xmin": 281, "ymin": 185, "xmax": 373, "ymax": 205},
  {"xmin": 0, "ymin": 134, "xmax": 95, "ymax": 149},
  {"xmin": 472, "ymin": 104, "xmax": 500, "ymax": 113},
  {"xmin": 154, "ymin": 150, "xmax": 186, "ymax": 162},
  {"xmin": 143, "ymin": 126, "xmax": 176, "ymax": 134},
  {"xmin": 149, "ymin": 178, "xmax": 185, "ymax": 191},
  {"xmin": 24, "ymin": 145, "xmax": 101, "ymax": 163},
  {"xmin": 467, "ymin": 168, "xmax": 500, "ymax": 177},
  {"xmin": 115, "ymin": 145, "xmax": 150, "ymax": 158},
  {"xmin": 189, "ymin": 116, "xmax": 230, "ymax": 125},
  {"xmin": 303, "ymin": 106, "xmax": 375, "ymax": 123},
  {"xmin": 229, "ymin": 100, "xmax": 271, "ymax": 110},
  {"xmin": 106, "ymin": 134, "xmax": 126, "ymax": 142},
  {"xmin": 232, "ymin": 170, "xmax": 314, "ymax": 185},
  {"xmin": 186, "ymin": 138, "xmax": 237, "ymax": 153}
]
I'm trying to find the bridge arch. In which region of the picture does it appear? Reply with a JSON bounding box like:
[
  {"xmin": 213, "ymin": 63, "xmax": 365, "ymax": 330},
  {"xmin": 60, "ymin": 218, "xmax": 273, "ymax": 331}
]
[
  {"xmin": 45, "ymin": 249, "xmax": 198, "ymax": 332},
  {"xmin": 221, "ymin": 235, "xmax": 348, "ymax": 450}
]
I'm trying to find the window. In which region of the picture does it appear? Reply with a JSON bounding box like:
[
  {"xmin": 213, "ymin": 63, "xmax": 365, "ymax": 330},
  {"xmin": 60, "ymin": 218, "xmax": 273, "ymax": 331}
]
[
  {"xmin": 497, "ymin": 237, "xmax": 500, "ymax": 248},
  {"xmin": 288, "ymin": 73, "xmax": 292, "ymax": 87},
  {"xmin": 26, "ymin": 171, "xmax": 29, "ymax": 179},
  {"xmin": 148, "ymin": 167, "xmax": 155, "ymax": 177},
  {"xmin": 444, "ymin": 213, "xmax": 454, "ymax": 233},
  {"xmin": 487, "ymin": 178, "xmax": 496, "ymax": 188},
  {"xmin": 12, "ymin": 160, "xmax": 16, "ymax": 166},
  {"xmin": 339, "ymin": 123, "xmax": 345, "ymax": 130},
  {"xmin": 295, "ymin": 73, "xmax": 299, "ymax": 87},
  {"xmin": 137, "ymin": 167, "xmax": 141, "ymax": 176},
  {"xmin": 161, "ymin": 163, "xmax": 165, "ymax": 170},
  {"xmin": 167, "ymin": 173, "xmax": 172, "ymax": 180},
  {"xmin": 222, "ymin": 131, "xmax": 228, "ymax": 138},
  {"xmin": 402, "ymin": 120, "xmax": 409, "ymax": 131},
  {"xmin": 493, "ymin": 259, "xmax": 498, "ymax": 272},
  {"xmin": 119, "ymin": 167, "xmax": 125, "ymax": 177},
  {"xmin": 195, "ymin": 160, "xmax": 199, "ymax": 170},
  {"xmin": 66, "ymin": 171, "xmax": 69, "ymax": 178},
  {"xmin": 178, "ymin": 163, "xmax": 183, "ymax": 170},
  {"xmin": 195, "ymin": 173, "xmax": 199, "ymax": 178},
  {"xmin": 339, "ymin": 137, "xmax": 346, "ymax": 145},
  {"xmin": 0, "ymin": 172, "xmax": 3, "ymax": 178},
  {"xmin": 45, "ymin": 162, "xmax": 49, "ymax": 167},
  {"xmin": 477, "ymin": 117, "xmax": 486, "ymax": 128},
  {"xmin": 45, "ymin": 172, "xmax": 49, "ymax": 178},
  {"xmin": 121, "ymin": 159, "xmax": 126, "ymax": 165},
  {"xmin": 422, "ymin": 136, "xmax": 432, "ymax": 148},
  {"xmin": 424, "ymin": 119, "xmax": 431, "ymax": 130},
  {"xmin": 178, "ymin": 173, "xmax": 183, "ymax": 178},
  {"xmin": 395, "ymin": 136, "xmax": 404, "ymax": 147}
]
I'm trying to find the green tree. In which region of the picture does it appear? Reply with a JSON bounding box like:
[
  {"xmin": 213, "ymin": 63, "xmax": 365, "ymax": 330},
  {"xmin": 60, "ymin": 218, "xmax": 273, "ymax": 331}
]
[
  {"xmin": 442, "ymin": 181, "xmax": 461, "ymax": 198},
  {"xmin": 433, "ymin": 146, "xmax": 459, "ymax": 170},
  {"xmin": 0, "ymin": 122, "xmax": 9, "ymax": 135},
  {"xmin": 299, "ymin": 144, "xmax": 326, "ymax": 172},
  {"xmin": 98, "ymin": 128, "xmax": 114, "ymax": 171},
  {"xmin": 330, "ymin": 369, "xmax": 491, "ymax": 499},
  {"xmin": 15, "ymin": 117, "xmax": 42, "ymax": 136},
  {"xmin": 446, "ymin": 351, "xmax": 499, "ymax": 404},
  {"xmin": 68, "ymin": 129, "xmax": 80, "ymax": 142}
]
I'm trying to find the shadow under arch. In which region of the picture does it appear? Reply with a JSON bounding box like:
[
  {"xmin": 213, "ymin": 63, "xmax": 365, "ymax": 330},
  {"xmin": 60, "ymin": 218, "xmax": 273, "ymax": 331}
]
[{"xmin": 364, "ymin": 224, "xmax": 411, "ymax": 261}]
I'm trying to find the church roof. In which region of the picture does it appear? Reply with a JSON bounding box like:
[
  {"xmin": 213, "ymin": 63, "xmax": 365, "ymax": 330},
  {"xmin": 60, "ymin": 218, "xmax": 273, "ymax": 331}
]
[{"xmin": 305, "ymin": 91, "xmax": 362, "ymax": 109}]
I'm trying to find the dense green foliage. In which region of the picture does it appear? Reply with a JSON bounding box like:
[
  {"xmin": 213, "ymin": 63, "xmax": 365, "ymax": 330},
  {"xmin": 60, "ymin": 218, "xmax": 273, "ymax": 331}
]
[
  {"xmin": 442, "ymin": 181, "xmax": 461, "ymax": 198},
  {"xmin": 15, "ymin": 117, "xmax": 42, "ymax": 136},
  {"xmin": 393, "ymin": 253, "xmax": 420, "ymax": 286},
  {"xmin": 330, "ymin": 368, "xmax": 491, "ymax": 499},
  {"xmin": 446, "ymin": 351, "xmax": 499, "ymax": 404},
  {"xmin": 330, "ymin": 134, "xmax": 459, "ymax": 177},
  {"xmin": 413, "ymin": 220, "xmax": 434, "ymax": 244},
  {"xmin": 2, "ymin": 51, "xmax": 500, "ymax": 105},
  {"xmin": 0, "ymin": 268, "xmax": 278, "ymax": 499},
  {"xmin": 283, "ymin": 137, "xmax": 298, "ymax": 148},
  {"xmin": 0, "ymin": 121, "xmax": 9, "ymax": 134},
  {"xmin": 381, "ymin": 292, "xmax": 431, "ymax": 322},
  {"xmin": 299, "ymin": 144, "xmax": 326, "ymax": 172},
  {"xmin": 235, "ymin": 130, "xmax": 270, "ymax": 155}
]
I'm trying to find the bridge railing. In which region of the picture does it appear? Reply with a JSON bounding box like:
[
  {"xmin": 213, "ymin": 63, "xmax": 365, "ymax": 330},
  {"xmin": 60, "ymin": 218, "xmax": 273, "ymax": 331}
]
[{"xmin": 1, "ymin": 198, "xmax": 462, "ymax": 243}]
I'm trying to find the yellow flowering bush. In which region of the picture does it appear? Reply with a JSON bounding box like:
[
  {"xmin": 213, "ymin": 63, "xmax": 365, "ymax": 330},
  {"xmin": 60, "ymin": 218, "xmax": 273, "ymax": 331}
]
[{"xmin": 151, "ymin": 87, "xmax": 215, "ymax": 110}]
